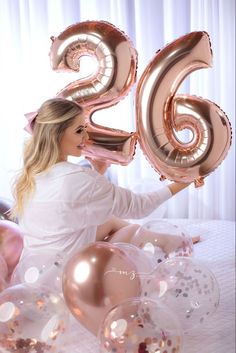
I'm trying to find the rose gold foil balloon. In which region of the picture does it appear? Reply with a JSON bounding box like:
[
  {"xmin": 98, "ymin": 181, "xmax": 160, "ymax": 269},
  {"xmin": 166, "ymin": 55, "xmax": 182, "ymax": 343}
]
[
  {"xmin": 136, "ymin": 31, "xmax": 232, "ymax": 185},
  {"xmin": 50, "ymin": 21, "xmax": 138, "ymax": 165},
  {"xmin": 0, "ymin": 220, "xmax": 23, "ymax": 277},
  {"xmin": 62, "ymin": 241, "xmax": 141, "ymax": 336}
]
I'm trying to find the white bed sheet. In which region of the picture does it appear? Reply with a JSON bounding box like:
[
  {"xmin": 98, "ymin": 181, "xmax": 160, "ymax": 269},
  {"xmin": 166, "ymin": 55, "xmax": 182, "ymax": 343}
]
[{"xmin": 60, "ymin": 219, "xmax": 235, "ymax": 353}]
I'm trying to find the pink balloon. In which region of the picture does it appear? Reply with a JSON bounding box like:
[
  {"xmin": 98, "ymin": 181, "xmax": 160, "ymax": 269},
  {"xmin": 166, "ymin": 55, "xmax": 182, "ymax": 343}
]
[
  {"xmin": 0, "ymin": 220, "xmax": 23, "ymax": 277},
  {"xmin": 0, "ymin": 276, "xmax": 7, "ymax": 294},
  {"xmin": 0, "ymin": 254, "xmax": 8, "ymax": 281}
]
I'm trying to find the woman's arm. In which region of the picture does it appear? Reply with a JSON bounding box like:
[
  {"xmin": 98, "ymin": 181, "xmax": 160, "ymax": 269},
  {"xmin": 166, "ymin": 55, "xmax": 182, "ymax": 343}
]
[
  {"xmin": 88, "ymin": 158, "xmax": 191, "ymax": 195},
  {"xmin": 86, "ymin": 158, "xmax": 111, "ymax": 175},
  {"xmin": 167, "ymin": 182, "xmax": 191, "ymax": 195}
]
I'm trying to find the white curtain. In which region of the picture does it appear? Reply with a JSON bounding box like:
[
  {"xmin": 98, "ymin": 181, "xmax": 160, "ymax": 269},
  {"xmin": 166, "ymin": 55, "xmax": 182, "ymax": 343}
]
[{"xmin": 0, "ymin": 0, "xmax": 235, "ymax": 221}]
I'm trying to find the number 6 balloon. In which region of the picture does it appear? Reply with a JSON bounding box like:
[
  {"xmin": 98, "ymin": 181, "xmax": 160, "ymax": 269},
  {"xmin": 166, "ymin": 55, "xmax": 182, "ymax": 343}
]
[
  {"xmin": 136, "ymin": 31, "xmax": 232, "ymax": 185},
  {"xmin": 49, "ymin": 21, "xmax": 138, "ymax": 165}
]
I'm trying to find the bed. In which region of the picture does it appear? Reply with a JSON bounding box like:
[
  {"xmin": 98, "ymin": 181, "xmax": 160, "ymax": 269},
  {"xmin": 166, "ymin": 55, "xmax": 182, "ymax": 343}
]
[{"xmin": 58, "ymin": 219, "xmax": 235, "ymax": 353}]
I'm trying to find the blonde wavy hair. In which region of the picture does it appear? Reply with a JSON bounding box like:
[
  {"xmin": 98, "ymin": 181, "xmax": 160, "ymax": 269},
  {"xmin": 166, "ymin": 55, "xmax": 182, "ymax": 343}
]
[{"xmin": 11, "ymin": 98, "xmax": 83, "ymax": 219}]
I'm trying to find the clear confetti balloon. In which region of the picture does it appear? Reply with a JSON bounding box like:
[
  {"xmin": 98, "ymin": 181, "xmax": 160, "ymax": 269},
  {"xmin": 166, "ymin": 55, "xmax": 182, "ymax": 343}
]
[
  {"xmin": 0, "ymin": 284, "xmax": 69, "ymax": 353},
  {"xmin": 114, "ymin": 243, "xmax": 154, "ymax": 277},
  {"xmin": 143, "ymin": 257, "xmax": 220, "ymax": 332},
  {"xmin": 99, "ymin": 297, "xmax": 183, "ymax": 353},
  {"xmin": 114, "ymin": 243, "xmax": 155, "ymax": 298},
  {"xmin": 11, "ymin": 250, "xmax": 65, "ymax": 293},
  {"xmin": 131, "ymin": 220, "xmax": 194, "ymax": 266}
]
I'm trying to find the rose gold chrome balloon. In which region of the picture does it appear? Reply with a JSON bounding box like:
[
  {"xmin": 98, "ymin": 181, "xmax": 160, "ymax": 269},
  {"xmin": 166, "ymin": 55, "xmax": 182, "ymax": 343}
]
[
  {"xmin": 136, "ymin": 31, "xmax": 232, "ymax": 185},
  {"xmin": 62, "ymin": 242, "xmax": 141, "ymax": 336},
  {"xmin": 50, "ymin": 21, "xmax": 138, "ymax": 165},
  {"xmin": 0, "ymin": 220, "xmax": 23, "ymax": 277}
]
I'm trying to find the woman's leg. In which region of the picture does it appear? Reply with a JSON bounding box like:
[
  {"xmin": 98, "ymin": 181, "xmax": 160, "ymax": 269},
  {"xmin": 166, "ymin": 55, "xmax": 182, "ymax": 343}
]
[
  {"xmin": 97, "ymin": 217, "xmax": 186, "ymax": 253},
  {"xmin": 96, "ymin": 216, "xmax": 131, "ymax": 241},
  {"xmin": 96, "ymin": 217, "xmax": 200, "ymax": 254}
]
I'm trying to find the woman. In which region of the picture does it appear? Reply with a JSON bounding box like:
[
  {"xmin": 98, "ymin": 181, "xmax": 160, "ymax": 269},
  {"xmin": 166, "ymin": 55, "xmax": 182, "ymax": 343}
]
[{"xmin": 11, "ymin": 98, "xmax": 198, "ymax": 265}]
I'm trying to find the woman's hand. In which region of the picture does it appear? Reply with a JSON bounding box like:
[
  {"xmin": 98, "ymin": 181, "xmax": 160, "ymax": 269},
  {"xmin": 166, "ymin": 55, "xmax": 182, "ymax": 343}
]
[{"xmin": 86, "ymin": 157, "xmax": 111, "ymax": 175}]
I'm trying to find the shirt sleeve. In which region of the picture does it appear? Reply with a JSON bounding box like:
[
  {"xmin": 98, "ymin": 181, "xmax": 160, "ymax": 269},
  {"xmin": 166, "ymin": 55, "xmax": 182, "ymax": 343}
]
[{"xmin": 86, "ymin": 173, "xmax": 172, "ymax": 226}]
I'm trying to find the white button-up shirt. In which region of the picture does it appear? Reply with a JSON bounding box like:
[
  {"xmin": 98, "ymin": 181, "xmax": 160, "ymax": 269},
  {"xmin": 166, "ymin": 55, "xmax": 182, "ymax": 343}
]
[{"xmin": 19, "ymin": 161, "xmax": 172, "ymax": 261}]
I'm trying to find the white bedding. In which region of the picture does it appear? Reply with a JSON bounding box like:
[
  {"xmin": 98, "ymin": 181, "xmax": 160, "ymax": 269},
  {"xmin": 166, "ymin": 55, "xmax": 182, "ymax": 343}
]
[{"xmin": 59, "ymin": 219, "xmax": 235, "ymax": 353}]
